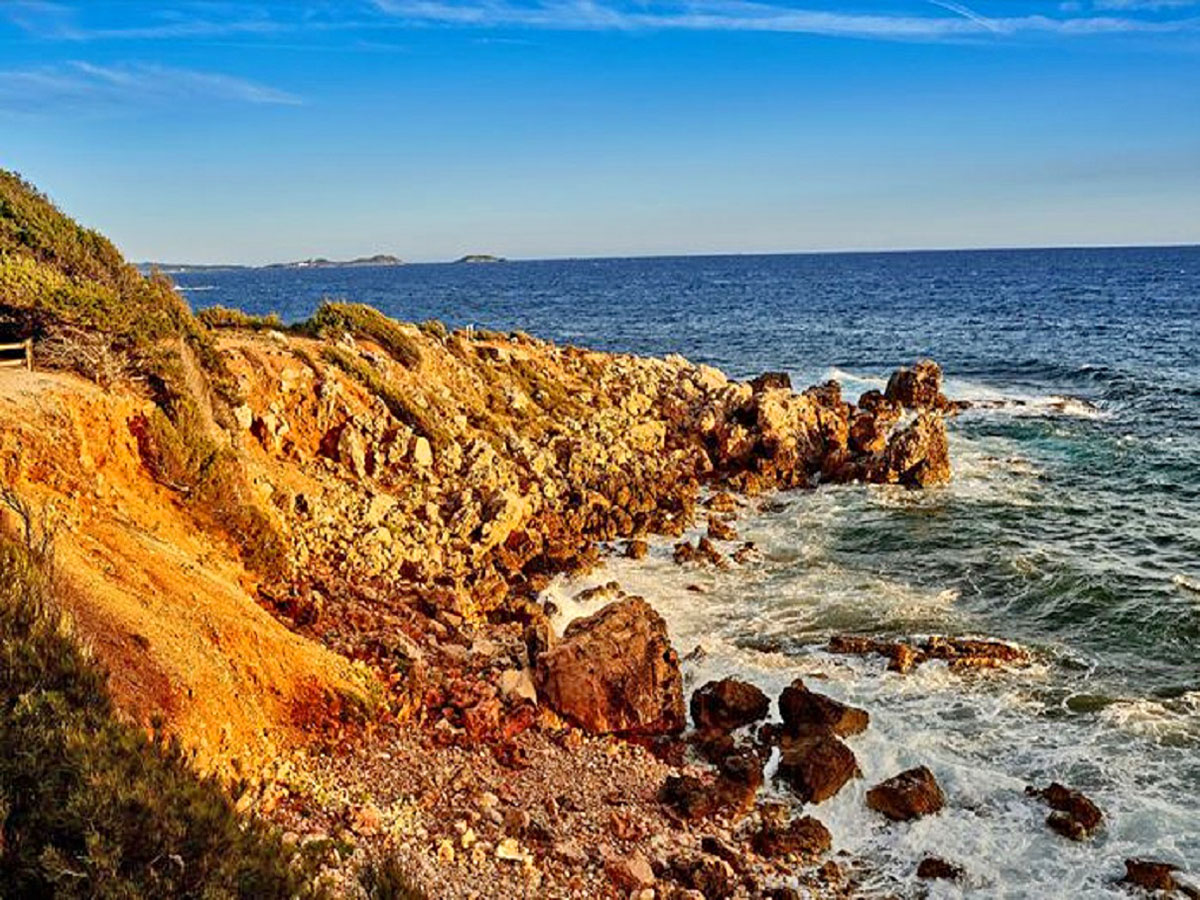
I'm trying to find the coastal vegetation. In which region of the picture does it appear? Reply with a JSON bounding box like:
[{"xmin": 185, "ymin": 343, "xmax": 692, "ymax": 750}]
[{"xmin": 0, "ymin": 519, "xmax": 313, "ymax": 898}]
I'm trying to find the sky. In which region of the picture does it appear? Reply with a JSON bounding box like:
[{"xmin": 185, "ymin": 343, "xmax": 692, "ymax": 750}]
[{"xmin": 1, "ymin": 1, "xmax": 1198, "ymax": 264}]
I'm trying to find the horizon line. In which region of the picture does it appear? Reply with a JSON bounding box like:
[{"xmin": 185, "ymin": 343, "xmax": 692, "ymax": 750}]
[{"xmin": 146, "ymin": 240, "xmax": 1200, "ymax": 270}]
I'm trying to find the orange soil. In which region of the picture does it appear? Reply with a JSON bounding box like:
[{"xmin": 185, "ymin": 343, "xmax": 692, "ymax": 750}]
[{"xmin": 0, "ymin": 368, "xmax": 372, "ymax": 778}]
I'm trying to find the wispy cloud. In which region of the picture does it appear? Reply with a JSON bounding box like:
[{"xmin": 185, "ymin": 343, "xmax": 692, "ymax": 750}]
[
  {"xmin": 366, "ymin": 0, "xmax": 1200, "ymax": 39},
  {"xmin": 3, "ymin": 0, "xmax": 1198, "ymax": 44},
  {"xmin": 0, "ymin": 61, "xmax": 301, "ymax": 114}
]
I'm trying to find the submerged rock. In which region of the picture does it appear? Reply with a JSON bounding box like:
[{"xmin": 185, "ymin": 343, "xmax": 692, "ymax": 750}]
[
  {"xmin": 866, "ymin": 766, "xmax": 945, "ymax": 821},
  {"xmin": 535, "ymin": 597, "xmax": 685, "ymax": 735}
]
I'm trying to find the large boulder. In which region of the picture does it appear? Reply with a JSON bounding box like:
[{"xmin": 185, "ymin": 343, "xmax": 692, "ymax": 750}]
[
  {"xmin": 535, "ymin": 597, "xmax": 685, "ymax": 735},
  {"xmin": 776, "ymin": 732, "xmax": 860, "ymax": 804},
  {"xmin": 692, "ymin": 678, "xmax": 770, "ymax": 732},
  {"xmin": 885, "ymin": 360, "xmax": 946, "ymax": 410},
  {"xmin": 778, "ymin": 678, "xmax": 869, "ymax": 737},
  {"xmin": 866, "ymin": 766, "xmax": 945, "ymax": 821}
]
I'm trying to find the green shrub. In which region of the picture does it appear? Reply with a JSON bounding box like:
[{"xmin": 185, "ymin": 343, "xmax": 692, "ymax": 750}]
[
  {"xmin": 0, "ymin": 533, "xmax": 316, "ymax": 899},
  {"xmin": 302, "ymin": 303, "xmax": 422, "ymax": 369},
  {"xmin": 417, "ymin": 319, "xmax": 448, "ymax": 342},
  {"xmin": 198, "ymin": 306, "xmax": 284, "ymax": 332}
]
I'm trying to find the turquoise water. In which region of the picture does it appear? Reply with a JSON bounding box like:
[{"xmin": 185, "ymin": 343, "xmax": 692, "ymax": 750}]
[{"xmin": 178, "ymin": 247, "xmax": 1200, "ymax": 895}]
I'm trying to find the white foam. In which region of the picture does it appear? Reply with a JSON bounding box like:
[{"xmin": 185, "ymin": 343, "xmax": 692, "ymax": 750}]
[{"xmin": 538, "ymin": 490, "xmax": 1200, "ymax": 896}]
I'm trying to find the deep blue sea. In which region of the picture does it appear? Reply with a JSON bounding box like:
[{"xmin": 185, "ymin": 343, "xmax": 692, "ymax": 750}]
[{"xmin": 176, "ymin": 248, "xmax": 1200, "ymax": 897}]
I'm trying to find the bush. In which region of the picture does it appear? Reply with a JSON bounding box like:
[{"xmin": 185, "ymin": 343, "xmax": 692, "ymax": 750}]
[
  {"xmin": 302, "ymin": 303, "xmax": 422, "ymax": 369},
  {"xmin": 0, "ymin": 531, "xmax": 316, "ymax": 898},
  {"xmin": 198, "ymin": 306, "xmax": 284, "ymax": 332}
]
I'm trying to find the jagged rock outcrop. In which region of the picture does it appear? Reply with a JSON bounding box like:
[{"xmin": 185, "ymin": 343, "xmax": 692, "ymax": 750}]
[{"xmin": 535, "ymin": 597, "xmax": 685, "ymax": 736}]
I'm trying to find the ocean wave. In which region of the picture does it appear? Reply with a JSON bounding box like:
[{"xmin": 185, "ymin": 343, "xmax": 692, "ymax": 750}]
[
  {"xmin": 946, "ymin": 379, "xmax": 1109, "ymax": 420},
  {"xmin": 1173, "ymin": 574, "xmax": 1200, "ymax": 595}
]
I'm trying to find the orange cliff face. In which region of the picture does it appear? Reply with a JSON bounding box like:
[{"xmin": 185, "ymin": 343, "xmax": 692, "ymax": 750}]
[{"xmin": 0, "ymin": 367, "xmax": 373, "ymax": 778}]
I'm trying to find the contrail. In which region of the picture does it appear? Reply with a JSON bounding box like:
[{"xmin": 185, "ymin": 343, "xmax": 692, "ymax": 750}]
[{"xmin": 929, "ymin": 0, "xmax": 1004, "ymax": 32}]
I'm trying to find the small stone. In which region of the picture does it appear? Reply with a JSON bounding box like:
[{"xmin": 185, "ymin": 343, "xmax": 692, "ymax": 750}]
[
  {"xmin": 411, "ymin": 435, "xmax": 433, "ymax": 468},
  {"xmin": 625, "ymin": 539, "xmax": 649, "ymax": 560},
  {"xmin": 605, "ymin": 850, "xmax": 655, "ymax": 891},
  {"xmin": 436, "ymin": 838, "xmax": 455, "ymax": 864},
  {"xmin": 752, "ymin": 815, "xmax": 832, "ymax": 860},
  {"xmin": 495, "ymin": 837, "xmax": 529, "ymax": 863}
]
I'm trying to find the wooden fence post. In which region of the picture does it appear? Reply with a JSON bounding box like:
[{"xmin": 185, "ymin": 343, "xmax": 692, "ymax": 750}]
[{"xmin": 25, "ymin": 338, "xmax": 32, "ymax": 371}]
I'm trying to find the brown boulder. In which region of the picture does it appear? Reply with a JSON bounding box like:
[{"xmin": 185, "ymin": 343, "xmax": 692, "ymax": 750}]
[
  {"xmin": 776, "ymin": 732, "xmax": 860, "ymax": 804},
  {"xmin": 866, "ymin": 766, "xmax": 945, "ymax": 821},
  {"xmin": 1121, "ymin": 859, "xmax": 1183, "ymax": 893},
  {"xmin": 885, "ymin": 360, "xmax": 946, "ymax": 410},
  {"xmin": 536, "ymin": 597, "xmax": 685, "ymax": 735},
  {"xmin": 707, "ymin": 514, "xmax": 738, "ymax": 542},
  {"xmin": 692, "ymin": 678, "xmax": 770, "ymax": 732},
  {"xmin": 1027, "ymin": 783, "xmax": 1103, "ymax": 841},
  {"xmin": 778, "ymin": 678, "xmax": 869, "ymax": 737},
  {"xmin": 752, "ymin": 815, "xmax": 832, "ymax": 860}
]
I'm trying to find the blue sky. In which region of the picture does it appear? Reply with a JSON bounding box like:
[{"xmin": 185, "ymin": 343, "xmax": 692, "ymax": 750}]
[{"xmin": 1, "ymin": 1, "xmax": 1198, "ymax": 263}]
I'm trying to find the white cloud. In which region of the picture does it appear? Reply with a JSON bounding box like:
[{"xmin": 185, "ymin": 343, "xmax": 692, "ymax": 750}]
[
  {"xmin": 367, "ymin": 0, "xmax": 1200, "ymax": 39},
  {"xmin": 0, "ymin": 61, "xmax": 301, "ymax": 113}
]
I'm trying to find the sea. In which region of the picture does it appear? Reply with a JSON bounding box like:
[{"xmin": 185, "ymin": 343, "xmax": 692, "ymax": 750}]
[{"xmin": 175, "ymin": 247, "xmax": 1200, "ymax": 897}]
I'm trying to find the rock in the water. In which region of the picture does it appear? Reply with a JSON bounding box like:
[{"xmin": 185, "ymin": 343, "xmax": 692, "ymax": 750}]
[
  {"xmin": 884, "ymin": 411, "xmax": 951, "ymax": 487},
  {"xmin": 1027, "ymin": 783, "xmax": 1103, "ymax": 841},
  {"xmin": 706, "ymin": 514, "xmax": 738, "ymax": 542},
  {"xmin": 625, "ymin": 538, "xmax": 649, "ymax": 559},
  {"xmin": 866, "ymin": 766, "xmax": 945, "ymax": 821},
  {"xmin": 691, "ymin": 678, "xmax": 770, "ymax": 732},
  {"xmin": 1121, "ymin": 859, "xmax": 1180, "ymax": 893},
  {"xmin": 917, "ymin": 857, "xmax": 964, "ymax": 881},
  {"xmin": 776, "ymin": 732, "xmax": 860, "ymax": 804},
  {"xmin": 778, "ymin": 678, "xmax": 869, "ymax": 737},
  {"xmin": 535, "ymin": 597, "xmax": 685, "ymax": 735},
  {"xmin": 885, "ymin": 359, "xmax": 946, "ymax": 410},
  {"xmin": 752, "ymin": 815, "xmax": 832, "ymax": 860}
]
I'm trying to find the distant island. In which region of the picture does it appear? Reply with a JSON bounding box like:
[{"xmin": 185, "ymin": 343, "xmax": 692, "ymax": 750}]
[
  {"xmin": 139, "ymin": 254, "xmax": 404, "ymax": 274},
  {"xmin": 265, "ymin": 254, "xmax": 404, "ymax": 269},
  {"xmin": 455, "ymin": 254, "xmax": 505, "ymax": 264}
]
